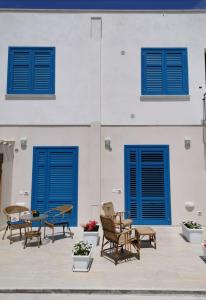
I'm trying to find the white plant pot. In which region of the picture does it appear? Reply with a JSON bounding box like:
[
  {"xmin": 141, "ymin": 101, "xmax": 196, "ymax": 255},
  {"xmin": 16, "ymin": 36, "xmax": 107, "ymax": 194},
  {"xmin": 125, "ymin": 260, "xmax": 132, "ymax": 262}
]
[
  {"xmin": 202, "ymin": 244, "xmax": 206, "ymax": 258},
  {"xmin": 72, "ymin": 249, "xmax": 92, "ymax": 272},
  {"xmin": 83, "ymin": 231, "xmax": 99, "ymax": 246},
  {"xmin": 181, "ymin": 222, "xmax": 203, "ymax": 243}
]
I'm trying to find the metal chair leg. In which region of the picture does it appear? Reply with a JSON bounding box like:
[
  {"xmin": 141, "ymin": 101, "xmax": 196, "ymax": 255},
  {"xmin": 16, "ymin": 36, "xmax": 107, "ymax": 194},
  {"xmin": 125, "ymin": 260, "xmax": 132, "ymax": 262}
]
[
  {"xmin": 10, "ymin": 227, "xmax": 13, "ymax": 244},
  {"xmin": 38, "ymin": 236, "xmax": 41, "ymax": 248},
  {"xmin": 24, "ymin": 237, "xmax": 27, "ymax": 249},
  {"xmin": 44, "ymin": 225, "xmax": 46, "ymax": 239},
  {"xmin": 67, "ymin": 223, "xmax": 73, "ymax": 238},
  {"xmin": 52, "ymin": 228, "xmax": 54, "ymax": 243},
  {"xmin": 2, "ymin": 224, "xmax": 9, "ymax": 240}
]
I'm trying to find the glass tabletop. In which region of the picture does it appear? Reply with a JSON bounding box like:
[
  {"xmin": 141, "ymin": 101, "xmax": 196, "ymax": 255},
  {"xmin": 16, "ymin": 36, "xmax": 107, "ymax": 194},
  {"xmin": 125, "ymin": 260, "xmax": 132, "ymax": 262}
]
[{"xmin": 21, "ymin": 213, "xmax": 48, "ymax": 222}]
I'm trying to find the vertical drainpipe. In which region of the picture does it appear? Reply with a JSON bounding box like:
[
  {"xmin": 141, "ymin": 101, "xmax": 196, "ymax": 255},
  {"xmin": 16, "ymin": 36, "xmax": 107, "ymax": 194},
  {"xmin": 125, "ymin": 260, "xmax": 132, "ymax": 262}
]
[
  {"xmin": 90, "ymin": 17, "xmax": 102, "ymax": 220},
  {"xmin": 202, "ymin": 93, "xmax": 206, "ymax": 169}
]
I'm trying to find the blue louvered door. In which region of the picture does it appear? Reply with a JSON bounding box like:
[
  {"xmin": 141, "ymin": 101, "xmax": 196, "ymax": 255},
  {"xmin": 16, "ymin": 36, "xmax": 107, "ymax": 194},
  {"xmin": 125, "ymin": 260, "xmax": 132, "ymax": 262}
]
[
  {"xmin": 125, "ymin": 145, "xmax": 171, "ymax": 225},
  {"xmin": 31, "ymin": 147, "xmax": 78, "ymax": 226}
]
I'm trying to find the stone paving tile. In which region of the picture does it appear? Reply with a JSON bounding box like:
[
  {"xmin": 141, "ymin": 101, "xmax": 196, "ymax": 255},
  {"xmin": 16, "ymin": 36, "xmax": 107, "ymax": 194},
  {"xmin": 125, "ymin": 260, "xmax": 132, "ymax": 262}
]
[{"xmin": 0, "ymin": 226, "xmax": 206, "ymax": 291}]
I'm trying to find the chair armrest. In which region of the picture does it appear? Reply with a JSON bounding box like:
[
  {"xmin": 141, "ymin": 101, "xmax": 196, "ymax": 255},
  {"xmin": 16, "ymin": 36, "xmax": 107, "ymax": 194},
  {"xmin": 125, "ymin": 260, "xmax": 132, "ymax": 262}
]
[
  {"xmin": 116, "ymin": 211, "xmax": 131, "ymax": 219},
  {"xmin": 3, "ymin": 209, "xmax": 12, "ymax": 221}
]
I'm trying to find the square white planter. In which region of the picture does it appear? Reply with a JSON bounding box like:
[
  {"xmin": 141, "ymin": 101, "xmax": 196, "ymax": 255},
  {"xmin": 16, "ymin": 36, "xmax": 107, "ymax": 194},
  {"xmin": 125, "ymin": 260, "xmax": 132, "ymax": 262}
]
[
  {"xmin": 83, "ymin": 231, "xmax": 99, "ymax": 246},
  {"xmin": 202, "ymin": 245, "xmax": 206, "ymax": 259},
  {"xmin": 72, "ymin": 249, "xmax": 92, "ymax": 272},
  {"xmin": 182, "ymin": 222, "xmax": 203, "ymax": 243}
]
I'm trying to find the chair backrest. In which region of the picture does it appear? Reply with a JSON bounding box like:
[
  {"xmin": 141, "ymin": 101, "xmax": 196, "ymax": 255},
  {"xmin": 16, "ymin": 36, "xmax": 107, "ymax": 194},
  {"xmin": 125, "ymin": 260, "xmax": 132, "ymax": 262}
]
[
  {"xmin": 52, "ymin": 205, "xmax": 73, "ymax": 214},
  {"xmin": 102, "ymin": 202, "xmax": 115, "ymax": 217},
  {"xmin": 100, "ymin": 215, "xmax": 119, "ymax": 243},
  {"xmin": 3, "ymin": 205, "xmax": 29, "ymax": 221},
  {"xmin": 3, "ymin": 205, "xmax": 29, "ymax": 215},
  {"xmin": 48, "ymin": 205, "xmax": 73, "ymax": 222}
]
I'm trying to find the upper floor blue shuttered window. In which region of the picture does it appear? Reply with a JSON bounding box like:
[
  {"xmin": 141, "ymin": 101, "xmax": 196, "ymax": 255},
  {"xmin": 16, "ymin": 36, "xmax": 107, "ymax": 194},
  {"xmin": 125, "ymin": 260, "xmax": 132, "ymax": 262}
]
[
  {"xmin": 7, "ymin": 47, "xmax": 55, "ymax": 94},
  {"xmin": 141, "ymin": 48, "xmax": 189, "ymax": 95}
]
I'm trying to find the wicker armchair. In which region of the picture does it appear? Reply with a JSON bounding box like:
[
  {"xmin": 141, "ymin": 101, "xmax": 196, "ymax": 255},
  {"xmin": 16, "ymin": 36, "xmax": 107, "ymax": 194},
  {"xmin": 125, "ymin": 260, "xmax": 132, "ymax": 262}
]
[
  {"xmin": 102, "ymin": 201, "xmax": 132, "ymax": 231},
  {"xmin": 100, "ymin": 215, "xmax": 140, "ymax": 265},
  {"xmin": 2, "ymin": 205, "xmax": 30, "ymax": 244},
  {"xmin": 44, "ymin": 205, "xmax": 74, "ymax": 242}
]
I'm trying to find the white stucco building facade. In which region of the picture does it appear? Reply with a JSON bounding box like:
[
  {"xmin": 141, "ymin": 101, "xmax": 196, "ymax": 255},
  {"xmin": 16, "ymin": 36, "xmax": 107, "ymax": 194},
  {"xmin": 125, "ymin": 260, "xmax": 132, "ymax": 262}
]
[{"xmin": 1, "ymin": 0, "xmax": 206, "ymax": 227}]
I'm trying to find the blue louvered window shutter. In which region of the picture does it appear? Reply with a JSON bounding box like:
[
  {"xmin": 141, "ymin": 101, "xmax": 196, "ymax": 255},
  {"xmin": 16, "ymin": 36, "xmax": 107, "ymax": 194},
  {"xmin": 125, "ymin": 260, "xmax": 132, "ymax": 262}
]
[
  {"xmin": 141, "ymin": 48, "xmax": 188, "ymax": 95},
  {"xmin": 7, "ymin": 47, "xmax": 55, "ymax": 94}
]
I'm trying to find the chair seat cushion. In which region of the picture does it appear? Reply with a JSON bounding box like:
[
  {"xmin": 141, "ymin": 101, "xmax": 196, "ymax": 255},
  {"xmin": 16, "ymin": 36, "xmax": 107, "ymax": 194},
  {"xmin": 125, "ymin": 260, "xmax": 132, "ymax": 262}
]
[
  {"xmin": 8, "ymin": 220, "xmax": 25, "ymax": 225},
  {"xmin": 115, "ymin": 218, "xmax": 132, "ymax": 227},
  {"xmin": 121, "ymin": 219, "xmax": 132, "ymax": 226},
  {"xmin": 8, "ymin": 220, "xmax": 27, "ymax": 228}
]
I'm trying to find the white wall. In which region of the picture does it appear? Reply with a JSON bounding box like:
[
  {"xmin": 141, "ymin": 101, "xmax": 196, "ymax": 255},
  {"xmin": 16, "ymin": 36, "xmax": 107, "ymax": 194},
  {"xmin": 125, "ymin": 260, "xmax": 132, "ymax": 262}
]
[
  {"xmin": 1, "ymin": 125, "xmax": 206, "ymax": 225},
  {"xmin": 1, "ymin": 11, "xmax": 206, "ymax": 227},
  {"xmin": 101, "ymin": 13, "xmax": 205, "ymax": 125},
  {"xmin": 0, "ymin": 12, "xmax": 101, "ymax": 125},
  {"xmin": 0, "ymin": 126, "xmax": 101, "ymax": 226},
  {"xmin": 101, "ymin": 126, "xmax": 206, "ymax": 225},
  {"xmin": 0, "ymin": 11, "xmax": 205, "ymax": 125}
]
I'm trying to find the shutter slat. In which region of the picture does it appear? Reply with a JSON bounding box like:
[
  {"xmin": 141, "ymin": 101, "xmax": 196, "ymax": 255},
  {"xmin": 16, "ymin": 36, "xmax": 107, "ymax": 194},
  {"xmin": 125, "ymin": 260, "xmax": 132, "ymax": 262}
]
[
  {"xmin": 127, "ymin": 149, "xmax": 138, "ymax": 223},
  {"xmin": 33, "ymin": 162, "xmax": 47, "ymax": 214},
  {"xmin": 166, "ymin": 66, "xmax": 184, "ymax": 92}
]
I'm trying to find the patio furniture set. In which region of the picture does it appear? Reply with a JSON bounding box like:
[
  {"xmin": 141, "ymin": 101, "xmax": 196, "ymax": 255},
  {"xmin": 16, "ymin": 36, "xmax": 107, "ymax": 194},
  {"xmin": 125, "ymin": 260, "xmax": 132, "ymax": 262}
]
[
  {"xmin": 2, "ymin": 201, "xmax": 156, "ymax": 267},
  {"xmin": 100, "ymin": 201, "xmax": 156, "ymax": 265},
  {"xmin": 2, "ymin": 204, "xmax": 74, "ymax": 248}
]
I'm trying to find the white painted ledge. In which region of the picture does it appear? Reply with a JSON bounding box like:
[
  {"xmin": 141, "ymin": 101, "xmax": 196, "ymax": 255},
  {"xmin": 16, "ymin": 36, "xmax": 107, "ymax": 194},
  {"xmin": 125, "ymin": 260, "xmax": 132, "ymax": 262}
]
[
  {"xmin": 140, "ymin": 95, "xmax": 190, "ymax": 101},
  {"xmin": 5, "ymin": 94, "xmax": 56, "ymax": 100}
]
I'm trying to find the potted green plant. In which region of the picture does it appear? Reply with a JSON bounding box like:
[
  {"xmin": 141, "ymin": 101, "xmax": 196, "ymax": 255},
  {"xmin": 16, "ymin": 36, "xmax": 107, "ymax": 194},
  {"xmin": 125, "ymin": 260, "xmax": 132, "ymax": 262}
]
[
  {"xmin": 72, "ymin": 241, "xmax": 92, "ymax": 272},
  {"xmin": 81, "ymin": 220, "xmax": 99, "ymax": 246},
  {"xmin": 182, "ymin": 221, "xmax": 203, "ymax": 243}
]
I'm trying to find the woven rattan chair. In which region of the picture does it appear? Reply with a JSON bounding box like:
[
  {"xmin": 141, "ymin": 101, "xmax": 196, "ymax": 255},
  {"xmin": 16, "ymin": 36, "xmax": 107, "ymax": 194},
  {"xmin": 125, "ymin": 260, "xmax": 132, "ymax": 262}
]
[
  {"xmin": 2, "ymin": 205, "xmax": 30, "ymax": 244},
  {"xmin": 100, "ymin": 215, "xmax": 140, "ymax": 265},
  {"xmin": 44, "ymin": 205, "xmax": 74, "ymax": 242},
  {"xmin": 102, "ymin": 201, "xmax": 132, "ymax": 231}
]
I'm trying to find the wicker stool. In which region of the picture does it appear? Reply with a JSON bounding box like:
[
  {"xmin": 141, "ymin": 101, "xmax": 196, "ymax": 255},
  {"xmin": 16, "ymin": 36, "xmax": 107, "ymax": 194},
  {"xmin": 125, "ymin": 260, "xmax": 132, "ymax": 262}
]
[
  {"xmin": 24, "ymin": 230, "xmax": 41, "ymax": 249},
  {"xmin": 136, "ymin": 227, "xmax": 156, "ymax": 249}
]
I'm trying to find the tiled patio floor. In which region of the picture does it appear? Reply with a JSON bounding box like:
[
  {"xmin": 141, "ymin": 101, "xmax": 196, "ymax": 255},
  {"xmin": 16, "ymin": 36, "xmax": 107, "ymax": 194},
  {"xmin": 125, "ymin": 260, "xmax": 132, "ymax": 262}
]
[{"xmin": 0, "ymin": 226, "xmax": 206, "ymax": 292}]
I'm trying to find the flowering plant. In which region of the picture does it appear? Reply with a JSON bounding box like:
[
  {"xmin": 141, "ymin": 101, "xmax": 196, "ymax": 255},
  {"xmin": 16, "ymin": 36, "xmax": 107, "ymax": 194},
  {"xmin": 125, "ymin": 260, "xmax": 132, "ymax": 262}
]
[
  {"xmin": 81, "ymin": 220, "xmax": 99, "ymax": 232},
  {"xmin": 183, "ymin": 221, "xmax": 202, "ymax": 229},
  {"xmin": 73, "ymin": 241, "xmax": 92, "ymax": 256}
]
